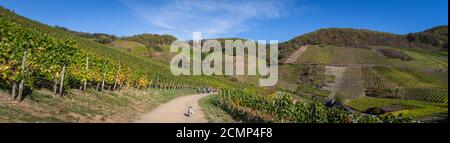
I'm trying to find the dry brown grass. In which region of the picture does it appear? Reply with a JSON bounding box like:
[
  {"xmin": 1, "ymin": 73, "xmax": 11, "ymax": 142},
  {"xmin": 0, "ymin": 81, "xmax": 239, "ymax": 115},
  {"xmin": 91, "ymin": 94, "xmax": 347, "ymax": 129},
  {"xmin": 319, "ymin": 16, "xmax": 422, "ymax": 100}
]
[{"xmin": 0, "ymin": 88, "xmax": 196, "ymax": 123}]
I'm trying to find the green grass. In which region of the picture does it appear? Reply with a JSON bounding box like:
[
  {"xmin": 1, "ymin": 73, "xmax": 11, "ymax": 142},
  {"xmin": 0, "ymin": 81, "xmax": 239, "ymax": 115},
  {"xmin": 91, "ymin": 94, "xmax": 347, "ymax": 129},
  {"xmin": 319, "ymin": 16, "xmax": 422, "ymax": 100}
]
[
  {"xmin": 199, "ymin": 95, "xmax": 235, "ymax": 123},
  {"xmin": 298, "ymin": 46, "xmax": 389, "ymax": 65},
  {"xmin": 347, "ymin": 96, "xmax": 448, "ymax": 118},
  {"xmin": 109, "ymin": 40, "xmax": 176, "ymax": 63},
  {"xmin": 358, "ymin": 48, "xmax": 391, "ymax": 65},
  {"xmin": 374, "ymin": 46, "xmax": 449, "ymax": 69},
  {"xmin": 425, "ymin": 71, "xmax": 448, "ymax": 86},
  {"xmin": 330, "ymin": 47, "xmax": 361, "ymax": 65},
  {"xmin": 298, "ymin": 45, "xmax": 333, "ymax": 64},
  {"xmin": 392, "ymin": 106, "xmax": 448, "ymax": 119},
  {"xmin": 110, "ymin": 40, "xmax": 148, "ymax": 53},
  {"xmin": 387, "ymin": 51, "xmax": 448, "ymax": 69}
]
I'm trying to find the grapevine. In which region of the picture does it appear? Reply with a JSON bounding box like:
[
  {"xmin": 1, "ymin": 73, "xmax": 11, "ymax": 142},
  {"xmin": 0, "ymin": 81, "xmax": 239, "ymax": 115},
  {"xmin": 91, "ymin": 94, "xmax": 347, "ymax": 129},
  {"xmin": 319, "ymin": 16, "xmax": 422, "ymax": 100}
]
[{"xmin": 0, "ymin": 17, "xmax": 198, "ymax": 102}]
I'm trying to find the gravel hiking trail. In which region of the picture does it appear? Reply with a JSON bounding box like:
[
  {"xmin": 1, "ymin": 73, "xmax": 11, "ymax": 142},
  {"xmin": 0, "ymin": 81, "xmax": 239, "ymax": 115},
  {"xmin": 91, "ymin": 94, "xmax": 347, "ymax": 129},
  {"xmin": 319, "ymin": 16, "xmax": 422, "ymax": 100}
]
[{"xmin": 133, "ymin": 93, "xmax": 212, "ymax": 123}]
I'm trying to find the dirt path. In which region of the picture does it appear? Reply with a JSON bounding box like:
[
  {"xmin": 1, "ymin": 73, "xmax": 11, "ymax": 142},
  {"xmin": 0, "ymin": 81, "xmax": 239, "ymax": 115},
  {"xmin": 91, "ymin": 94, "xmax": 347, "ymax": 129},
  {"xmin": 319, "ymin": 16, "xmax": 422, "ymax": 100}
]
[
  {"xmin": 284, "ymin": 45, "xmax": 309, "ymax": 64},
  {"xmin": 133, "ymin": 93, "xmax": 212, "ymax": 123},
  {"xmin": 324, "ymin": 66, "xmax": 347, "ymax": 100}
]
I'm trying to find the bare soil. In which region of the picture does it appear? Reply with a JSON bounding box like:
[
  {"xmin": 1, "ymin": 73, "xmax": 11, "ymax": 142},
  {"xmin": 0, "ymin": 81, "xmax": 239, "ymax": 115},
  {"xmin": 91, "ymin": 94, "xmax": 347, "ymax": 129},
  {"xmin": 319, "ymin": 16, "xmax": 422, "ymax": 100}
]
[{"xmin": 284, "ymin": 45, "xmax": 309, "ymax": 64}]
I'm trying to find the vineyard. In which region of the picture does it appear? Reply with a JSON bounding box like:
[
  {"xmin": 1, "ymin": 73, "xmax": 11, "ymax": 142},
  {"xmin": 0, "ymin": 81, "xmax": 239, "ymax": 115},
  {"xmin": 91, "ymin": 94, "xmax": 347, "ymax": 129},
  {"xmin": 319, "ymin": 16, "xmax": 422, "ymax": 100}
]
[
  {"xmin": 218, "ymin": 88, "xmax": 417, "ymax": 123},
  {"xmin": 0, "ymin": 4, "xmax": 447, "ymax": 124},
  {"xmin": 0, "ymin": 7, "xmax": 235, "ymax": 87},
  {"xmin": 361, "ymin": 67, "xmax": 448, "ymax": 104},
  {"xmin": 297, "ymin": 46, "xmax": 395, "ymax": 65},
  {"xmin": 0, "ymin": 17, "xmax": 206, "ymax": 102},
  {"xmin": 358, "ymin": 48, "xmax": 391, "ymax": 65},
  {"xmin": 297, "ymin": 46, "xmax": 360, "ymax": 65},
  {"xmin": 397, "ymin": 88, "xmax": 448, "ymax": 103},
  {"xmin": 362, "ymin": 68, "xmax": 398, "ymax": 91}
]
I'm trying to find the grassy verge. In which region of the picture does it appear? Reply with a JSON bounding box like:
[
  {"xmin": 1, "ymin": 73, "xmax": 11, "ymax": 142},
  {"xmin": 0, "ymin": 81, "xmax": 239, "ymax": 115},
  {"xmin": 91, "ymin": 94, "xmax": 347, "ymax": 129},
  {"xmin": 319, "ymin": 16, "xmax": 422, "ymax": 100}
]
[
  {"xmin": 0, "ymin": 88, "xmax": 196, "ymax": 123},
  {"xmin": 347, "ymin": 97, "xmax": 448, "ymax": 118},
  {"xmin": 199, "ymin": 95, "xmax": 235, "ymax": 123}
]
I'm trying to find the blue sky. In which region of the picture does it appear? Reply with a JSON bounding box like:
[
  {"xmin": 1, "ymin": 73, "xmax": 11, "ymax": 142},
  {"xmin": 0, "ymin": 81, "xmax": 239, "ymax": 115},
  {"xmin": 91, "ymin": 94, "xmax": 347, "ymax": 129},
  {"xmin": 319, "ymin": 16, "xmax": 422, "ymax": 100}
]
[{"xmin": 0, "ymin": 0, "xmax": 448, "ymax": 41}]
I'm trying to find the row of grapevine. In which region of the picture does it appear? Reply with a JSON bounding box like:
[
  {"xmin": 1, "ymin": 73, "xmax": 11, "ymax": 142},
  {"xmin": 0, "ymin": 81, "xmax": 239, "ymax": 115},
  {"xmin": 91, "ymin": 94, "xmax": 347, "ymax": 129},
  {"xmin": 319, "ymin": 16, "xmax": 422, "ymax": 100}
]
[
  {"xmin": 0, "ymin": 17, "xmax": 193, "ymax": 102},
  {"xmin": 362, "ymin": 68, "xmax": 397, "ymax": 91},
  {"xmin": 361, "ymin": 68, "xmax": 448, "ymax": 103},
  {"xmin": 218, "ymin": 88, "xmax": 418, "ymax": 123},
  {"xmin": 396, "ymin": 88, "xmax": 448, "ymax": 103}
]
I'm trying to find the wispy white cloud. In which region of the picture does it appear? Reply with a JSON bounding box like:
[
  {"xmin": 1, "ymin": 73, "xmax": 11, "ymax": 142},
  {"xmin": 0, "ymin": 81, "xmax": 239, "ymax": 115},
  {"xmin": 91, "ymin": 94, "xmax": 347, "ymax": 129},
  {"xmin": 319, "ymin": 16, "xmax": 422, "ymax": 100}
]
[{"xmin": 121, "ymin": 0, "xmax": 289, "ymax": 39}]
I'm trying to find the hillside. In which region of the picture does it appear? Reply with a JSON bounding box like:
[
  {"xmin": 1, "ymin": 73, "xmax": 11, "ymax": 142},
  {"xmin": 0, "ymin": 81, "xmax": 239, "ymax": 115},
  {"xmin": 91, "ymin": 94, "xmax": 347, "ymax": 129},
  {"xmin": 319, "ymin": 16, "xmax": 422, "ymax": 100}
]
[
  {"xmin": 279, "ymin": 27, "xmax": 448, "ymax": 60},
  {"xmin": 55, "ymin": 26, "xmax": 118, "ymax": 44},
  {"xmin": 109, "ymin": 40, "xmax": 175, "ymax": 63},
  {"xmin": 407, "ymin": 25, "xmax": 448, "ymax": 51},
  {"xmin": 123, "ymin": 34, "xmax": 177, "ymax": 50},
  {"xmin": 0, "ymin": 6, "xmax": 237, "ymax": 123},
  {"xmin": 0, "ymin": 5, "xmax": 447, "ymax": 123},
  {"xmin": 0, "ymin": 6, "xmax": 234, "ymax": 88}
]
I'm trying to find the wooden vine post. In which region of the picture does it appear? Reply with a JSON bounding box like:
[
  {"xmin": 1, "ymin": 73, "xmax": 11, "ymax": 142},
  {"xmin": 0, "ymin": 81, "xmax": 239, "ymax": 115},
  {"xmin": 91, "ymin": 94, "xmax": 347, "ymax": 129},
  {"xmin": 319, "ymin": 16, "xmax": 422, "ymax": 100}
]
[
  {"xmin": 59, "ymin": 65, "xmax": 66, "ymax": 96},
  {"xmin": 17, "ymin": 46, "xmax": 28, "ymax": 102}
]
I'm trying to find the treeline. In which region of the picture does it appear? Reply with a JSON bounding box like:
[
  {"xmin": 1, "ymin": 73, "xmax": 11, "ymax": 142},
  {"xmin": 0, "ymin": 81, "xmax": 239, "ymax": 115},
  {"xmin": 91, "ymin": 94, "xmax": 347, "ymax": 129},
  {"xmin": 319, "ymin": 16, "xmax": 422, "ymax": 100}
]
[
  {"xmin": 54, "ymin": 26, "xmax": 118, "ymax": 44},
  {"xmin": 54, "ymin": 26, "xmax": 179, "ymax": 51},
  {"xmin": 407, "ymin": 25, "xmax": 448, "ymax": 51},
  {"xmin": 123, "ymin": 34, "xmax": 177, "ymax": 50},
  {"xmin": 279, "ymin": 28, "xmax": 409, "ymax": 60}
]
